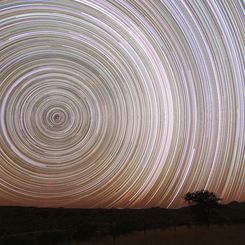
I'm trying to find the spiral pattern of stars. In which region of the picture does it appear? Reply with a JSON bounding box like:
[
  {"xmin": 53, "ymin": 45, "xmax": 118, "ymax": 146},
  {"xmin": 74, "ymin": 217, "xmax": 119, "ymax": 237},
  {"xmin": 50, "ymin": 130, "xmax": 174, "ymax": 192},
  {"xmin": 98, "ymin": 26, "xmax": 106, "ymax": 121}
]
[{"xmin": 0, "ymin": 0, "xmax": 244, "ymax": 208}]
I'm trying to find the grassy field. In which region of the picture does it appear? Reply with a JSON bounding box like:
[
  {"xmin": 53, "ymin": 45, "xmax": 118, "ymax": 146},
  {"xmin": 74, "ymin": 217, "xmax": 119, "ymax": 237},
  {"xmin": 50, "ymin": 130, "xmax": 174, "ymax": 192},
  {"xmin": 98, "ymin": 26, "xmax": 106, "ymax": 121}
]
[
  {"xmin": 74, "ymin": 224, "xmax": 245, "ymax": 245},
  {"xmin": 1, "ymin": 203, "xmax": 244, "ymax": 244}
]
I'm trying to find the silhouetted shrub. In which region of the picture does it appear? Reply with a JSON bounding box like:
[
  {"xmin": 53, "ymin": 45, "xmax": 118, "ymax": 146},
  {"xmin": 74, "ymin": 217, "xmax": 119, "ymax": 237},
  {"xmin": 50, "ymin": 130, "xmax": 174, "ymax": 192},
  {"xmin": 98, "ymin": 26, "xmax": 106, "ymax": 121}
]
[{"xmin": 184, "ymin": 190, "xmax": 222, "ymax": 225}]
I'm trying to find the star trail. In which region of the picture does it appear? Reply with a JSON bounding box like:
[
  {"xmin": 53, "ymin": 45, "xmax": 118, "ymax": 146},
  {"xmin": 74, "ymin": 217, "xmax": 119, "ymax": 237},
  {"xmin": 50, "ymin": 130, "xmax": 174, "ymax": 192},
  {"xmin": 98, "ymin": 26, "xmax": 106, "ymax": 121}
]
[{"xmin": 0, "ymin": 0, "xmax": 244, "ymax": 208}]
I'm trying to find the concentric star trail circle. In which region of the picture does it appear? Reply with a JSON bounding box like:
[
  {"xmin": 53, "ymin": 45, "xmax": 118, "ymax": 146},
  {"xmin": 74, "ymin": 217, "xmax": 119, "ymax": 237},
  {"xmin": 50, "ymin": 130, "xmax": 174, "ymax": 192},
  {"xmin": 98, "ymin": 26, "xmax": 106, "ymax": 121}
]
[{"xmin": 0, "ymin": 0, "xmax": 244, "ymax": 208}]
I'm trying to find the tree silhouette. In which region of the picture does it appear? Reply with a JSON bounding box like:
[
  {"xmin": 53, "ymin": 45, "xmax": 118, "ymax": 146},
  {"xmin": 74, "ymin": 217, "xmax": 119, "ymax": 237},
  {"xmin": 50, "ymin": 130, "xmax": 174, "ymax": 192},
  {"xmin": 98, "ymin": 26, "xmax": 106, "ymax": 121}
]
[{"xmin": 184, "ymin": 190, "xmax": 221, "ymax": 225}]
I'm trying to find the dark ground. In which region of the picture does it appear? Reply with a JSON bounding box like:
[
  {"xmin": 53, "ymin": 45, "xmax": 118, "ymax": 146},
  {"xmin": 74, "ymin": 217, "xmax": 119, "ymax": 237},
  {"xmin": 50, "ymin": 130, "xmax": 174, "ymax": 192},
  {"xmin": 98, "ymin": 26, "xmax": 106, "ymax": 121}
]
[{"xmin": 0, "ymin": 202, "xmax": 244, "ymax": 245}]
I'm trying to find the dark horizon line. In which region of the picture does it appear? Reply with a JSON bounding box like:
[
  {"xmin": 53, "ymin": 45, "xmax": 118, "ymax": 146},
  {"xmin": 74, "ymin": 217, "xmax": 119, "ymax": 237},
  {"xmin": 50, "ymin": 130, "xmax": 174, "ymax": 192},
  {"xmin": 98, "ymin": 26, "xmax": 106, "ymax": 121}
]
[{"xmin": 0, "ymin": 200, "xmax": 244, "ymax": 210}]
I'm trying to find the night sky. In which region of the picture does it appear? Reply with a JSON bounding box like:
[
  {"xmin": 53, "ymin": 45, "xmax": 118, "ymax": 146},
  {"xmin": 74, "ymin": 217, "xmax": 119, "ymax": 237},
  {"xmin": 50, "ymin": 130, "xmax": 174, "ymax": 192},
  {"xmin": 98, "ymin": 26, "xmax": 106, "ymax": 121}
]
[{"xmin": 0, "ymin": 0, "xmax": 244, "ymax": 208}]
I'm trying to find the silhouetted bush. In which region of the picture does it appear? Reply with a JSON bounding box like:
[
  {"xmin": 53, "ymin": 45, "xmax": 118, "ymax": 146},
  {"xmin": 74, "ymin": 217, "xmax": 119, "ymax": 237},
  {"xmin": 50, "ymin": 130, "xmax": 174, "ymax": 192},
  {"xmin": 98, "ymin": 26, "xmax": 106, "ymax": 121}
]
[{"xmin": 184, "ymin": 190, "xmax": 222, "ymax": 225}]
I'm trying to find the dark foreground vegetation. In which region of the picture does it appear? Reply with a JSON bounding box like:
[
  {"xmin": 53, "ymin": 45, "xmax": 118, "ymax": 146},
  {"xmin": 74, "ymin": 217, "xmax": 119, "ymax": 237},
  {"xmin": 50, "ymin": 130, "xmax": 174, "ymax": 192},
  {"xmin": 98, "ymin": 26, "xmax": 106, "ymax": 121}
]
[{"xmin": 0, "ymin": 202, "xmax": 244, "ymax": 245}]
